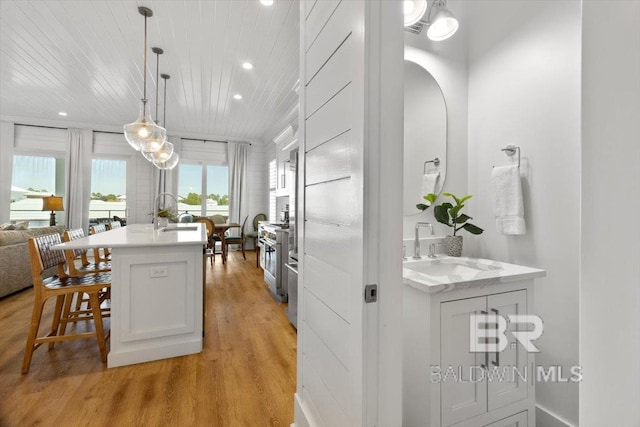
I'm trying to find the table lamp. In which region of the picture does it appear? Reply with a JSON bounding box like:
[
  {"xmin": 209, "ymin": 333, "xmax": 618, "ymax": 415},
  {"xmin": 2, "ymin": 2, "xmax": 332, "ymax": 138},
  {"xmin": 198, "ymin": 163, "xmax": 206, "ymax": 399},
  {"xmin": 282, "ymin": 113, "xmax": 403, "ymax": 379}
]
[{"xmin": 42, "ymin": 195, "xmax": 64, "ymax": 226}]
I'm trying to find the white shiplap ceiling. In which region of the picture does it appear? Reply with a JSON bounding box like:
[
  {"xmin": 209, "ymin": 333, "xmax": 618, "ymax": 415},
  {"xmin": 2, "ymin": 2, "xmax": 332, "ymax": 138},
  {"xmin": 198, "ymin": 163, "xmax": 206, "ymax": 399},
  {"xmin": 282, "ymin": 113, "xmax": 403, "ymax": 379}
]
[{"xmin": 0, "ymin": 0, "xmax": 299, "ymax": 143}]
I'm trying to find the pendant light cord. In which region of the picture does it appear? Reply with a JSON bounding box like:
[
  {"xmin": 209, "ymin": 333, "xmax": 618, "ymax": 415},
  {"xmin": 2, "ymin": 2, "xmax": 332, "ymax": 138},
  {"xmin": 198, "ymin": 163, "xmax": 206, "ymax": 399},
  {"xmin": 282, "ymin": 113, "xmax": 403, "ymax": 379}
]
[
  {"xmin": 163, "ymin": 77, "xmax": 167, "ymax": 125},
  {"xmin": 142, "ymin": 14, "xmax": 148, "ymax": 114},
  {"xmin": 155, "ymin": 52, "xmax": 160, "ymax": 124}
]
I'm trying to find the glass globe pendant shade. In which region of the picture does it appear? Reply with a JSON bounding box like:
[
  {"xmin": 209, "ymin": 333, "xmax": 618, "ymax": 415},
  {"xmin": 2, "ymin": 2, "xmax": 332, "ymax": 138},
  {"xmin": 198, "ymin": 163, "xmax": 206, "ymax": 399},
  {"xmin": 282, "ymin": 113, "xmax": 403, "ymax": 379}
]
[
  {"xmin": 143, "ymin": 141, "xmax": 174, "ymax": 163},
  {"xmin": 153, "ymin": 151, "xmax": 179, "ymax": 170},
  {"xmin": 123, "ymin": 100, "xmax": 167, "ymax": 151},
  {"xmin": 427, "ymin": 6, "xmax": 459, "ymax": 41}
]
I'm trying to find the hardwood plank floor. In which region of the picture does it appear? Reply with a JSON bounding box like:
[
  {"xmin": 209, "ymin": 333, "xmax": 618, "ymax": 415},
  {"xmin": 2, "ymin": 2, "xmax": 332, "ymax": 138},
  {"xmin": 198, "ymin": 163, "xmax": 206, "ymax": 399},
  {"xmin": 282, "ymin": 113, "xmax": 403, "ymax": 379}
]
[{"xmin": 0, "ymin": 251, "xmax": 297, "ymax": 427}]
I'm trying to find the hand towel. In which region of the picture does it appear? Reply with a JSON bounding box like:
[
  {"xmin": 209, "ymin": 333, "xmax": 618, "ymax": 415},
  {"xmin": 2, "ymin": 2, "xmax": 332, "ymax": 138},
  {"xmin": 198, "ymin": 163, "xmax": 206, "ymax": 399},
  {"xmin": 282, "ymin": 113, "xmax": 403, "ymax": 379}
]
[
  {"xmin": 491, "ymin": 165, "xmax": 526, "ymax": 235},
  {"xmin": 421, "ymin": 172, "xmax": 440, "ymax": 199}
]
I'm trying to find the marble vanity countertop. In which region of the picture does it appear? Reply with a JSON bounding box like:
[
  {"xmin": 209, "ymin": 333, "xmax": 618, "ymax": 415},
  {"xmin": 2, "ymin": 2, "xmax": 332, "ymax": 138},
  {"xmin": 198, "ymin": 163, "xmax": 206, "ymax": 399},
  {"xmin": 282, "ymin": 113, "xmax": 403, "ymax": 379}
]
[
  {"xmin": 53, "ymin": 223, "xmax": 207, "ymax": 250},
  {"xmin": 403, "ymin": 256, "xmax": 546, "ymax": 294}
]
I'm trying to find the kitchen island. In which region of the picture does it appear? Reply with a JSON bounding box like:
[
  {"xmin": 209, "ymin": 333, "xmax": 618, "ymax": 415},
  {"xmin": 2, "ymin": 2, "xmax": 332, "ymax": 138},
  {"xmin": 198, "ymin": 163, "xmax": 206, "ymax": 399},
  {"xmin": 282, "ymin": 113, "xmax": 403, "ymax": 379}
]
[{"xmin": 53, "ymin": 223, "xmax": 206, "ymax": 368}]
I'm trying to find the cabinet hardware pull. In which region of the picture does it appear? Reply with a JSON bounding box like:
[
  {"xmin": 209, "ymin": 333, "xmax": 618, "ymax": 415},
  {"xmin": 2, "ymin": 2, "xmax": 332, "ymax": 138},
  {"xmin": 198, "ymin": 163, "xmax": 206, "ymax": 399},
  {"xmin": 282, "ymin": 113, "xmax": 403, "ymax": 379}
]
[{"xmin": 491, "ymin": 308, "xmax": 500, "ymax": 367}]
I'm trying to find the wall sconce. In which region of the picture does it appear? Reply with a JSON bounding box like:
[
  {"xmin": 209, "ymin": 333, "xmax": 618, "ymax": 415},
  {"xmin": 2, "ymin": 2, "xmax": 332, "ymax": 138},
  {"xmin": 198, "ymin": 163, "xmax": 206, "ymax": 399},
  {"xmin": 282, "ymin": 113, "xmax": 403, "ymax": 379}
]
[
  {"xmin": 404, "ymin": 0, "xmax": 459, "ymax": 41},
  {"xmin": 42, "ymin": 195, "xmax": 64, "ymax": 226}
]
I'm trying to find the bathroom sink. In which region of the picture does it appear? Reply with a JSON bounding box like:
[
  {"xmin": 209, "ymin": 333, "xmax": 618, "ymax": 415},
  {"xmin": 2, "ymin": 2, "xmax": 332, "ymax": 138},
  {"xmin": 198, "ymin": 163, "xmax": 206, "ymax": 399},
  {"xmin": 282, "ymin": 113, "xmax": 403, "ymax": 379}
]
[
  {"xmin": 403, "ymin": 256, "xmax": 545, "ymax": 293},
  {"xmin": 404, "ymin": 257, "xmax": 501, "ymax": 276},
  {"xmin": 162, "ymin": 226, "xmax": 198, "ymax": 232}
]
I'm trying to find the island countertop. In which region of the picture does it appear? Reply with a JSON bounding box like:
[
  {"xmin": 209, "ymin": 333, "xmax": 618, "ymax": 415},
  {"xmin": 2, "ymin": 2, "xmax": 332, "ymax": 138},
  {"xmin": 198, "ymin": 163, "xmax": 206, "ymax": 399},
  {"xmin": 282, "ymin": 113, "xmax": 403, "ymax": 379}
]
[{"xmin": 53, "ymin": 223, "xmax": 207, "ymax": 250}]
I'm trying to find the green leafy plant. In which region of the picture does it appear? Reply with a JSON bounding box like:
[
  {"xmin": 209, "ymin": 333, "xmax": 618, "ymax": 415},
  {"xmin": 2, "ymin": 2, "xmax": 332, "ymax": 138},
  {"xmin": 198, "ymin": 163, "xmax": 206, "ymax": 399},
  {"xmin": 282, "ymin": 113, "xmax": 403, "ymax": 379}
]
[
  {"xmin": 155, "ymin": 208, "xmax": 177, "ymax": 222},
  {"xmin": 416, "ymin": 193, "xmax": 438, "ymax": 212},
  {"xmin": 434, "ymin": 193, "xmax": 484, "ymax": 236}
]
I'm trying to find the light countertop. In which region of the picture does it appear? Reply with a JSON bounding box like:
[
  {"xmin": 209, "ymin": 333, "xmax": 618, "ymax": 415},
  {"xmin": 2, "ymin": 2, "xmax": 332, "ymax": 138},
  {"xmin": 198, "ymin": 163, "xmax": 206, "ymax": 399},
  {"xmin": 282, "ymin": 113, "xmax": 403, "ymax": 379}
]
[
  {"xmin": 53, "ymin": 223, "xmax": 207, "ymax": 250},
  {"xmin": 403, "ymin": 256, "xmax": 546, "ymax": 294}
]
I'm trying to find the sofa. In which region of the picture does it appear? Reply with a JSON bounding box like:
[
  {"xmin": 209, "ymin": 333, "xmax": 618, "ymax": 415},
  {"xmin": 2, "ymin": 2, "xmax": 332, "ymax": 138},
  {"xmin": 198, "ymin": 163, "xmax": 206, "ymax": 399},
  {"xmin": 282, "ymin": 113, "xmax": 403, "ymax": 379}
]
[{"xmin": 0, "ymin": 226, "xmax": 65, "ymax": 298}]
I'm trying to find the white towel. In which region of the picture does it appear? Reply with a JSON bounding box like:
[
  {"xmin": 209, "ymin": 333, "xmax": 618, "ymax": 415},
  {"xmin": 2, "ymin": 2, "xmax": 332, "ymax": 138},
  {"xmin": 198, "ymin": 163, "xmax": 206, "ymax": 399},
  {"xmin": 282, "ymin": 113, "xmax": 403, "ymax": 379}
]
[
  {"xmin": 491, "ymin": 165, "xmax": 526, "ymax": 235},
  {"xmin": 421, "ymin": 172, "xmax": 440, "ymax": 199}
]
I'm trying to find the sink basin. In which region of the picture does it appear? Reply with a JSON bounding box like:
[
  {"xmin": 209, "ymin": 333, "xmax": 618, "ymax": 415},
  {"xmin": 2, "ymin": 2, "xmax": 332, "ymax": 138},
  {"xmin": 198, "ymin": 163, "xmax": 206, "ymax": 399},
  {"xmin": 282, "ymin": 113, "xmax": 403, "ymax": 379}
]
[
  {"xmin": 404, "ymin": 257, "xmax": 501, "ymax": 277},
  {"xmin": 162, "ymin": 226, "xmax": 198, "ymax": 232},
  {"xmin": 403, "ymin": 256, "xmax": 545, "ymax": 293}
]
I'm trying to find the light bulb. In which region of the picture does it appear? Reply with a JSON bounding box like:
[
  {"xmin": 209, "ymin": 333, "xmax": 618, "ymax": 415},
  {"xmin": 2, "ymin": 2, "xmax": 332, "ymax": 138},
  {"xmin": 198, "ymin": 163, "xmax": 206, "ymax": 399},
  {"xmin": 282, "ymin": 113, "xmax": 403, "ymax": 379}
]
[
  {"xmin": 404, "ymin": 1, "xmax": 415, "ymax": 15},
  {"xmin": 138, "ymin": 126, "xmax": 150, "ymax": 138}
]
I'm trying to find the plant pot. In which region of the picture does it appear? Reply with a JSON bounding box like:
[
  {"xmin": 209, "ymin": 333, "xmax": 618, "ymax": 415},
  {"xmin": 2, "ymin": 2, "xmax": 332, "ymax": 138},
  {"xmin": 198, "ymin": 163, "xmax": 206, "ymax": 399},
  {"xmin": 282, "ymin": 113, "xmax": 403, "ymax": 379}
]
[{"xmin": 445, "ymin": 235, "xmax": 463, "ymax": 257}]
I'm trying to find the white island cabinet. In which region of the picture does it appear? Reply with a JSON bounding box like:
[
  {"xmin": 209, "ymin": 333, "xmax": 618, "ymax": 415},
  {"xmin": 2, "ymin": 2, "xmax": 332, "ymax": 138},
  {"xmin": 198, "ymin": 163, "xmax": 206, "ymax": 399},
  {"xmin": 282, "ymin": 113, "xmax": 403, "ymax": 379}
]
[
  {"xmin": 403, "ymin": 256, "xmax": 545, "ymax": 427},
  {"xmin": 54, "ymin": 224, "xmax": 206, "ymax": 368}
]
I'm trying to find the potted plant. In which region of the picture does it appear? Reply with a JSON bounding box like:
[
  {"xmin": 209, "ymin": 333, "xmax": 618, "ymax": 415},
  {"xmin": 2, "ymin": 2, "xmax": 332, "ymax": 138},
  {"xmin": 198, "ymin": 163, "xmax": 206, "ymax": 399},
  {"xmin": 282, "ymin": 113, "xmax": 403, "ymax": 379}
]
[
  {"xmin": 433, "ymin": 193, "xmax": 483, "ymax": 257},
  {"xmin": 416, "ymin": 193, "xmax": 437, "ymax": 212},
  {"xmin": 155, "ymin": 208, "xmax": 176, "ymax": 227}
]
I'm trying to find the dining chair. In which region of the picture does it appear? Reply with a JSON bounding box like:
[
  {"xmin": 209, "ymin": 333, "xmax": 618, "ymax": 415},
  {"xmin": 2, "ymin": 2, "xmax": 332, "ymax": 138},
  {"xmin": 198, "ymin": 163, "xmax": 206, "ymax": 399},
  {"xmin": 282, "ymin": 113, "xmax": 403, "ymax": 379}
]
[
  {"xmin": 107, "ymin": 221, "xmax": 121, "ymax": 230},
  {"xmin": 194, "ymin": 217, "xmax": 216, "ymax": 266},
  {"xmin": 208, "ymin": 215, "xmax": 225, "ymax": 258},
  {"xmin": 22, "ymin": 233, "xmax": 111, "ymax": 374},
  {"xmin": 224, "ymin": 216, "xmax": 248, "ymax": 260},
  {"xmin": 245, "ymin": 213, "xmax": 266, "ymax": 250}
]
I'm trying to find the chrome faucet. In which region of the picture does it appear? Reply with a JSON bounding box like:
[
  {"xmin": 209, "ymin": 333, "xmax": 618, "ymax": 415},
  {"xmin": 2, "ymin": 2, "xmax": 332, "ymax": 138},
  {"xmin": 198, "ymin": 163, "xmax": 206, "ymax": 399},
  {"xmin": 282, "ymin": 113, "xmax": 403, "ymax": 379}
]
[
  {"xmin": 413, "ymin": 222, "xmax": 433, "ymax": 259},
  {"xmin": 153, "ymin": 192, "xmax": 178, "ymax": 230}
]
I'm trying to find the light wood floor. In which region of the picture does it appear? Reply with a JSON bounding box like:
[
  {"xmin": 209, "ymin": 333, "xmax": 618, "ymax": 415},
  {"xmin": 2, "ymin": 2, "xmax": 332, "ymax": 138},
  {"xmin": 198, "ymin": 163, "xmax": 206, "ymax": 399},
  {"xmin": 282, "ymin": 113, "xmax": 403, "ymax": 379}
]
[{"xmin": 0, "ymin": 250, "xmax": 297, "ymax": 426}]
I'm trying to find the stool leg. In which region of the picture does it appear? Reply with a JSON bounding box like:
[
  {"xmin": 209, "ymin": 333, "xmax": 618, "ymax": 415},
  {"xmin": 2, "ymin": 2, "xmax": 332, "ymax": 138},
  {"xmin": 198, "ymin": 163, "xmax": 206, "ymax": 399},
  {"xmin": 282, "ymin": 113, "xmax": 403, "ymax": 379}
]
[
  {"xmin": 22, "ymin": 295, "xmax": 46, "ymax": 374},
  {"xmin": 48, "ymin": 295, "xmax": 65, "ymax": 350},
  {"xmin": 88, "ymin": 292, "xmax": 107, "ymax": 363}
]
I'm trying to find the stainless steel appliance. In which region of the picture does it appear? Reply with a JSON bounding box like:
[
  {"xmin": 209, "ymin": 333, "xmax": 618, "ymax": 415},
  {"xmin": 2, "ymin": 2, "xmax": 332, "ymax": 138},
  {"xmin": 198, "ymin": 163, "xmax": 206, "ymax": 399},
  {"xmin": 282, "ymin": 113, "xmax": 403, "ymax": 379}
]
[{"xmin": 258, "ymin": 222, "xmax": 288, "ymax": 303}]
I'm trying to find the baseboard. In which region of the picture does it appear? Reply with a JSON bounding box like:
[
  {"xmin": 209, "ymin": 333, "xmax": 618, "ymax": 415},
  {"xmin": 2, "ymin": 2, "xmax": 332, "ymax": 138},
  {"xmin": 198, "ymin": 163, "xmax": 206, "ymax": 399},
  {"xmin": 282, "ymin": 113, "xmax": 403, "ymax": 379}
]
[
  {"xmin": 536, "ymin": 405, "xmax": 576, "ymax": 427},
  {"xmin": 292, "ymin": 392, "xmax": 314, "ymax": 427}
]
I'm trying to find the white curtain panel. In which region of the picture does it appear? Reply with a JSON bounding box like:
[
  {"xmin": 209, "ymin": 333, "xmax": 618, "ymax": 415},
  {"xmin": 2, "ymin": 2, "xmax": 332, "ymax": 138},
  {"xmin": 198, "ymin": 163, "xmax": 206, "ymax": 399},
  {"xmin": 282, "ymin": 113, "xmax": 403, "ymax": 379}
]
[
  {"xmin": 65, "ymin": 128, "xmax": 93, "ymax": 232},
  {"xmin": 0, "ymin": 122, "xmax": 15, "ymax": 223},
  {"xmin": 227, "ymin": 141, "xmax": 248, "ymax": 236}
]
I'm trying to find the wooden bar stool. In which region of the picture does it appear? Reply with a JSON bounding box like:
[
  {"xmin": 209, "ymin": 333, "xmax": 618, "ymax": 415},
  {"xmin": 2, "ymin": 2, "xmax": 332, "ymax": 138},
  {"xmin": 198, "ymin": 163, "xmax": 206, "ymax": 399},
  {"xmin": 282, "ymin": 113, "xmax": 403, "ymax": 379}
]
[
  {"xmin": 63, "ymin": 229, "xmax": 111, "ymax": 276},
  {"xmin": 90, "ymin": 224, "xmax": 111, "ymax": 262},
  {"xmin": 22, "ymin": 233, "xmax": 111, "ymax": 374}
]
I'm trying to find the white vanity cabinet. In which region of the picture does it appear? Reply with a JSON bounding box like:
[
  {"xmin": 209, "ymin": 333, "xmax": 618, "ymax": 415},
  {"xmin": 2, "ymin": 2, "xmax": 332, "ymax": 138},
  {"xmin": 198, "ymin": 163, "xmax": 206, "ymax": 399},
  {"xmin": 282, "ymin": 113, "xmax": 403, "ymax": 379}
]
[{"xmin": 403, "ymin": 257, "xmax": 544, "ymax": 427}]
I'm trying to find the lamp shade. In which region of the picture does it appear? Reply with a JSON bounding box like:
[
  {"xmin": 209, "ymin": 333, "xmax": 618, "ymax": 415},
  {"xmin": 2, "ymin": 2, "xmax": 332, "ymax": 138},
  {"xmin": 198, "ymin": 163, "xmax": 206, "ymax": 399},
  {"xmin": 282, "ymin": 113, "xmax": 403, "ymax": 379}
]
[
  {"xmin": 153, "ymin": 152, "xmax": 179, "ymax": 170},
  {"xmin": 142, "ymin": 140, "xmax": 174, "ymax": 162},
  {"xmin": 427, "ymin": 4, "xmax": 459, "ymax": 41},
  {"xmin": 124, "ymin": 101, "xmax": 167, "ymax": 151},
  {"xmin": 404, "ymin": 0, "xmax": 428, "ymax": 26},
  {"xmin": 42, "ymin": 195, "xmax": 64, "ymax": 211}
]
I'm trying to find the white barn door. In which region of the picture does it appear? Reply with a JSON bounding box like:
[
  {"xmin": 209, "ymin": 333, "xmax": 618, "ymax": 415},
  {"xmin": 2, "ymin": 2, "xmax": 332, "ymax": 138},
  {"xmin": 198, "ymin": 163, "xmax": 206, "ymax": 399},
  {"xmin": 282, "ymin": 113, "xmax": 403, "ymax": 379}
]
[{"xmin": 295, "ymin": 1, "xmax": 403, "ymax": 426}]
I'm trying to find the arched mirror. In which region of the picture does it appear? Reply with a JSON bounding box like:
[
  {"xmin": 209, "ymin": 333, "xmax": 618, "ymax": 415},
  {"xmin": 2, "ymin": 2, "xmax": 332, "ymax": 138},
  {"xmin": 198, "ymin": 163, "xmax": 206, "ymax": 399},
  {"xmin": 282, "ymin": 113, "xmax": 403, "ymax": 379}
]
[{"xmin": 403, "ymin": 60, "xmax": 447, "ymax": 215}]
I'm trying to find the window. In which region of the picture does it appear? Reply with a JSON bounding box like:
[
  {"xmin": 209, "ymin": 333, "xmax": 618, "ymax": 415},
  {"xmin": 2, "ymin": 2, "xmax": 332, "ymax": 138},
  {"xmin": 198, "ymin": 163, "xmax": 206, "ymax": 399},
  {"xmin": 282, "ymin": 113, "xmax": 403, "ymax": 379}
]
[
  {"xmin": 10, "ymin": 155, "xmax": 65, "ymax": 226},
  {"xmin": 90, "ymin": 159, "xmax": 127, "ymax": 223},
  {"xmin": 178, "ymin": 163, "xmax": 229, "ymax": 217},
  {"xmin": 269, "ymin": 159, "xmax": 277, "ymax": 221}
]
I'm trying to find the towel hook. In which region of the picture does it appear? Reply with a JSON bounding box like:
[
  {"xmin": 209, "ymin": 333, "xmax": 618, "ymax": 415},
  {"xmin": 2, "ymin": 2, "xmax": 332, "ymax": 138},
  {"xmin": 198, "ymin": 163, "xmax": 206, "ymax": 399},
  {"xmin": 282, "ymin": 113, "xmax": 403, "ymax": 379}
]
[
  {"xmin": 423, "ymin": 157, "xmax": 440, "ymax": 174},
  {"xmin": 500, "ymin": 145, "xmax": 520, "ymax": 168}
]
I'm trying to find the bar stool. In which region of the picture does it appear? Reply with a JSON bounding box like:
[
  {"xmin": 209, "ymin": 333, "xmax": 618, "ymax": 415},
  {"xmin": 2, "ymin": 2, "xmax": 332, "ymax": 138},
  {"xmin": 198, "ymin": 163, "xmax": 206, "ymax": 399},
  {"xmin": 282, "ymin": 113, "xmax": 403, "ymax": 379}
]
[
  {"xmin": 22, "ymin": 233, "xmax": 111, "ymax": 374},
  {"xmin": 90, "ymin": 224, "xmax": 111, "ymax": 262}
]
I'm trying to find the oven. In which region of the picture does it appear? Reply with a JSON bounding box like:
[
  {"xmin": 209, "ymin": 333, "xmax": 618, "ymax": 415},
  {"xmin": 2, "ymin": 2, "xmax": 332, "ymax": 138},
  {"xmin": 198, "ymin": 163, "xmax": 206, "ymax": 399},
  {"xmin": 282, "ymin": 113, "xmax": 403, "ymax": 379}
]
[{"xmin": 258, "ymin": 223, "xmax": 288, "ymax": 303}]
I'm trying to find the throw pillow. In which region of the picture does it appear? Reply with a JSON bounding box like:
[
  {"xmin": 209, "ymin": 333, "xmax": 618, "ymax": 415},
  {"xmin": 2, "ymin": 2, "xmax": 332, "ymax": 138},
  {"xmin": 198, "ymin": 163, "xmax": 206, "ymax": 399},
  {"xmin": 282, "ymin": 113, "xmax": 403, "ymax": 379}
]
[
  {"xmin": 14, "ymin": 220, "xmax": 30, "ymax": 230},
  {"xmin": 0, "ymin": 223, "xmax": 15, "ymax": 230}
]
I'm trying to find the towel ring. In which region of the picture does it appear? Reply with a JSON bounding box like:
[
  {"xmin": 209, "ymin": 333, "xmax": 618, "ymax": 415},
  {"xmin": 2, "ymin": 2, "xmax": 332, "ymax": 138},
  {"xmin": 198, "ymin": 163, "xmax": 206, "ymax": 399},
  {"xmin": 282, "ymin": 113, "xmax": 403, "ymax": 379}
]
[
  {"xmin": 500, "ymin": 145, "xmax": 520, "ymax": 168},
  {"xmin": 423, "ymin": 157, "xmax": 440, "ymax": 174}
]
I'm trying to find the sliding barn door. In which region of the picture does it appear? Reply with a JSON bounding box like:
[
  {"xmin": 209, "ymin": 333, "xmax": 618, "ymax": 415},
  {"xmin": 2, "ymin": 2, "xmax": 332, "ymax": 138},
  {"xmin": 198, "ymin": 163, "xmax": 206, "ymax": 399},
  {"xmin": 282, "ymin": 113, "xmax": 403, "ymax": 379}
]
[{"xmin": 295, "ymin": 1, "xmax": 403, "ymax": 426}]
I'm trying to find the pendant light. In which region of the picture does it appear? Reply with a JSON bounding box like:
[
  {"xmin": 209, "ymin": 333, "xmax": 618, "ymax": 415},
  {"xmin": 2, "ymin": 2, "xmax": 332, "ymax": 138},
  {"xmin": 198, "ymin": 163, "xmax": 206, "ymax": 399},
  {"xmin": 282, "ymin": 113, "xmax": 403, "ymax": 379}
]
[
  {"xmin": 123, "ymin": 6, "xmax": 167, "ymax": 151},
  {"xmin": 142, "ymin": 47, "xmax": 168, "ymax": 160},
  {"xmin": 153, "ymin": 73, "xmax": 179, "ymax": 170}
]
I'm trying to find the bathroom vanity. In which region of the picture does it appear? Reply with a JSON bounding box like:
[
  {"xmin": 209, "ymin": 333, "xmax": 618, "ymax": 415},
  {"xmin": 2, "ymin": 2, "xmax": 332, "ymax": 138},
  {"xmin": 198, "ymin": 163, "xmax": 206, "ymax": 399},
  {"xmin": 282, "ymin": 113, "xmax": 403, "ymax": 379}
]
[{"xmin": 403, "ymin": 256, "xmax": 545, "ymax": 427}]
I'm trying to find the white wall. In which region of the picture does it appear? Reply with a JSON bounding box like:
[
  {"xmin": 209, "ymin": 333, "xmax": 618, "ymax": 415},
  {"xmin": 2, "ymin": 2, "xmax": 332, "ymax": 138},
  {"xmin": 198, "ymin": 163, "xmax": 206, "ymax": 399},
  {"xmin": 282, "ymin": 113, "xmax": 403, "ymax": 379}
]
[
  {"xmin": 581, "ymin": 2, "xmax": 640, "ymax": 425},
  {"xmin": 403, "ymin": 0, "xmax": 469, "ymax": 249},
  {"xmin": 466, "ymin": 1, "xmax": 582, "ymax": 425}
]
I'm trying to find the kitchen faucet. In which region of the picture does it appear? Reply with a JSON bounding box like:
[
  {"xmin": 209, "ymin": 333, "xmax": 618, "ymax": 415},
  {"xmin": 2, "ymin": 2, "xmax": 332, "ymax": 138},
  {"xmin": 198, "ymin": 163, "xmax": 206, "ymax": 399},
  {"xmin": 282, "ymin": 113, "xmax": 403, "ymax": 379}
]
[
  {"xmin": 413, "ymin": 222, "xmax": 434, "ymax": 259},
  {"xmin": 153, "ymin": 192, "xmax": 178, "ymax": 230}
]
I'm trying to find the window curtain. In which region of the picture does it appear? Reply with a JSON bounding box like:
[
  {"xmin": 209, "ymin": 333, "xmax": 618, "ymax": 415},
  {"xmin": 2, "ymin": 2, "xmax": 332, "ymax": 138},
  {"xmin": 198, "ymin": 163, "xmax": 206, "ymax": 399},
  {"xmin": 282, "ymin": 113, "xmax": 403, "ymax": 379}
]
[
  {"xmin": 65, "ymin": 128, "xmax": 93, "ymax": 232},
  {"xmin": 0, "ymin": 122, "xmax": 15, "ymax": 223},
  {"xmin": 227, "ymin": 141, "xmax": 248, "ymax": 235}
]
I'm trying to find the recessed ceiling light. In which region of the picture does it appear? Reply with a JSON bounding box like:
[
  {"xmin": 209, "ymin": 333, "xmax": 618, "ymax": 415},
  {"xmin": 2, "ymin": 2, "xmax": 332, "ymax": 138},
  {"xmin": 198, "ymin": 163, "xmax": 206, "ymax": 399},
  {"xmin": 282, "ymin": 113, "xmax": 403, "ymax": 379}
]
[
  {"xmin": 233, "ymin": 94, "xmax": 243, "ymax": 100},
  {"xmin": 260, "ymin": 0, "xmax": 274, "ymax": 6},
  {"xmin": 58, "ymin": 111, "xmax": 68, "ymax": 116},
  {"xmin": 242, "ymin": 62, "xmax": 254, "ymax": 70}
]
